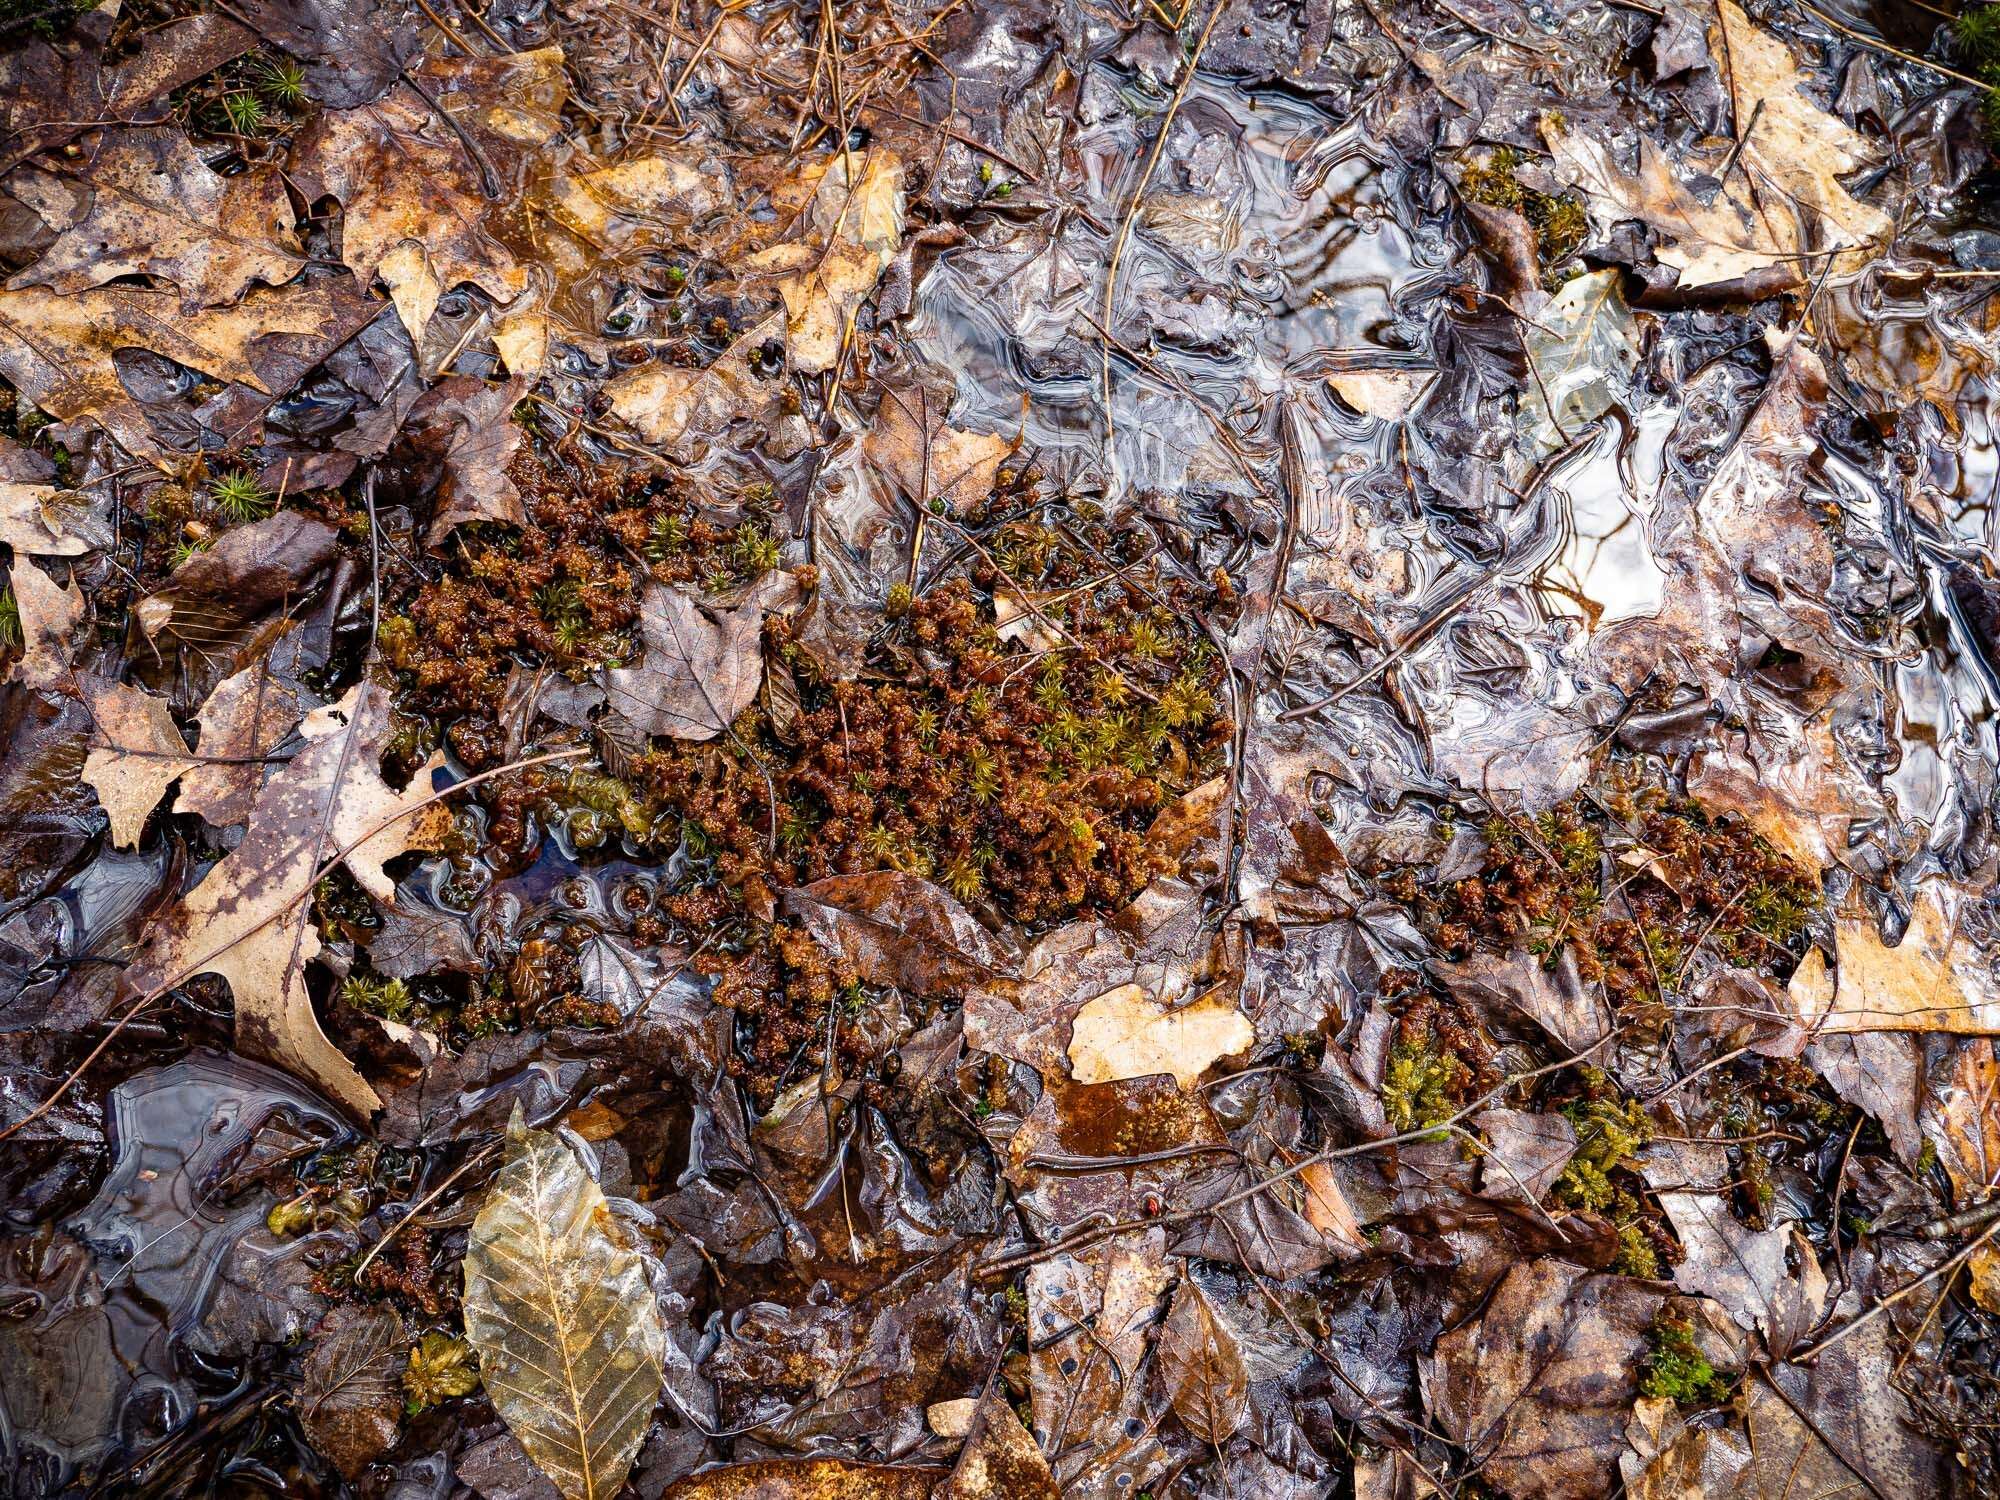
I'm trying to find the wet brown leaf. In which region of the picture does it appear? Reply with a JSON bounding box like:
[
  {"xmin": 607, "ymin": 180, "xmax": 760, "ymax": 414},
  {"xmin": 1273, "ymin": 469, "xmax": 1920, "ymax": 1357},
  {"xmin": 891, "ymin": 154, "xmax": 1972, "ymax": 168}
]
[
  {"xmin": 781, "ymin": 871, "xmax": 1019, "ymax": 996},
  {"xmin": 79, "ymin": 679, "xmax": 196, "ymax": 849},
  {"xmin": 403, "ymin": 375, "xmax": 528, "ymax": 544},
  {"xmin": 1423, "ymin": 1258, "xmax": 1666, "ymax": 1500},
  {"xmin": 740, "ymin": 147, "xmax": 903, "ymax": 371},
  {"xmin": 1156, "ymin": 1275, "xmax": 1250, "ymax": 1443},
  {"xmin": 174, "ymin": 657, "xmax": 306, "ymax": 830},
  {"xmin": 606, "ymin": 313, "xmax": 784, "ymax": 450},
  {"xmin": 604, "ymin": 572, "xmax": 798, "ymax": 741},
  {"xmin": 298, "ymin": 1303, "xmax": 404, "ymax": 1481},
  {"xmin": 938, "ymin": 1393, "xmax": 1059, "ymax": 1500},
  {"xmin": 290, "ymin": 49, "xmax": 565, "ymax": 345},
  {"xmin": 864, "ymin": 385, "xmax": 1012, "ymax": 517},
  {"xmin": 9, "ymin": 127, "xmax": 303, "ymax": 312},
  {"xmin": 8, "ymin": 556, "xmax": 81, "ymax": 694},
  {"xmin": 121, "ymin": 682, "xmax": 446, "ymax": 1115},
  {"xmin": 232, "ymin": 0, "xmax": 423, "ymax": 108}
]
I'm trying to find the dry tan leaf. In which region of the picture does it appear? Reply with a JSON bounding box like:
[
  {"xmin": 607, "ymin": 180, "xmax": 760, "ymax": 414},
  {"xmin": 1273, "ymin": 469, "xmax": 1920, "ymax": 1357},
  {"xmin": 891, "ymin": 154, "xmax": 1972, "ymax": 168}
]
[
  {"xmin": 9, "ymin": 127, "xmax": 303, "ymax": 311},
  {"xmin": 9, "ymin": 555, "xmax": 81, "ymax": 693},
  {"xmin": 1970, "ymin": 1247, "xmax": 2000, "ymax": 1315},
  {"xmin": 0, "ymin": 279, "xmax": 374, "ymax": 461},
  {"xmin": 1790, "ymin": 882, "xmax": 2000, "ymax": 1034},
  {"xmin": 1297, "ymin": 1160, "xmax": 1368, "ymax": 1249},
  {"xmin": 1067, "ymin": 983, "xmax": 1254, "ymax": 1090},
  {"xmin": 1156, "ymin": 1275, "xmax": 1249, "ymax": 1443},
  {"xmin": 606, "ymin": 313, "xmax": 784, "ymax": 449},
  {"xmin": 927, "ymin": 1398, "xmax": 979, "ymax": 1439},
  {"xmin": 864, "ymin": 386, "xmax": 1012, "ymax": 516},
  {"xmin": 1709, "ymin": 0, "xmax": 1892, "ymax": 261},
  {"xmin": 174, "ymin": 657, "xmax": 305, "ymax": 829},
  {"xmin": 0, "ymin": 481, "xmax": 89, "ymax": 556},
  {"xmin": 463, "ymin": 1106, "xmax": 666, "ymax": 1500},
  {"xmin": 80, "ymin": 679, "xmax": 197, "ymax": 849},
  {"xmin": 1326, "ymin": 369, "xmax": 1436, "ymax": 422},
  {"xmin": 604, "ymin": 572, "xmax": 797, "ymax": 741},
  {"xmin": 121, "ymin": 682, "xmax": 446, "ymax": 1114}
]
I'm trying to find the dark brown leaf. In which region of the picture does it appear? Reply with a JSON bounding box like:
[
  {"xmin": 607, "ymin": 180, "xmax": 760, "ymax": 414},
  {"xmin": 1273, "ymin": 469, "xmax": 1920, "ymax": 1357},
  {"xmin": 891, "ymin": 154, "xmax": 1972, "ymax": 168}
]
[
  {"xmin": 298, "ymin": 1303, "xmax": 403, "ymax": 1480},
  {"xmin": 1156, "ymin": 1274, "xmax": 1249, "ymax": 1444}
]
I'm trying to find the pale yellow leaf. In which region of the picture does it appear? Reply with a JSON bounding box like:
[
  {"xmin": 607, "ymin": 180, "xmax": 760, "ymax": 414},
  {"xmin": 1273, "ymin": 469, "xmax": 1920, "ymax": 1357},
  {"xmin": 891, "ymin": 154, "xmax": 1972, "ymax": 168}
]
[
  {"xmin": 463, "ymin": 1107, "xmax": 666, "ymax": 1500},
  {"xmin": 1790, "ymin": 882, "xmax": 2000, "ymax": 1034},
  {"xmin": 1066, "ymin": 983, "xmax": 1253, "ymax": 1089}
]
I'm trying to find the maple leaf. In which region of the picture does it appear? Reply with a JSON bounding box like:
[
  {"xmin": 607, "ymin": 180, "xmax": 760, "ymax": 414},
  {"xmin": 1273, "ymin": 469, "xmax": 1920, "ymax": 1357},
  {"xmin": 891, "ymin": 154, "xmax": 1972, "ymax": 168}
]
[
  {"xmin": 606, "ymin": 313, "xmax": 784, "ymax": 450},
  {"xmin": 604, "ymin": 571, "xmax": 799, "ymax": 741},
  {"xmin": 121, "ymin": 682, "xmax": 447, "ymax": 1115},
  {"xmin": 864, "ymin": 385, "xmax": 1013, "ymax": 516},
  {"xmin": 174, "ymin": 656, "xmax": 306, "ymax": 829},
  {"xmin": 9, "ymin": 127, "xmax": 304, "ymax": 313}
]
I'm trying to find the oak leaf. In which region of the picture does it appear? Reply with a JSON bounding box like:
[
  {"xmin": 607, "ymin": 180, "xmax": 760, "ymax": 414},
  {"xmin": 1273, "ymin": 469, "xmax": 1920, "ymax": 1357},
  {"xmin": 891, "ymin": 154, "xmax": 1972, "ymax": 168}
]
[
  {"xmin": 9, "ymin": 127, "xmax": 304, "ymax": 312},
  {"xmin": 606, "ymin": 314, "xmax": 785, "ymax": 450},
  {"xmin": 174, "ymin": 657, "xmax": 306, "ymax": 829},
  {"xmin": 80, "ymin": 678, "xmax": 197, "ymax": 849},
  {"xmin": 120, "ymin": 682, "xmax": 446, "ymax": 1114},
  {"xmin": 1790, "ymin": 881, "xmax": 2000, "ymax": 1034}
]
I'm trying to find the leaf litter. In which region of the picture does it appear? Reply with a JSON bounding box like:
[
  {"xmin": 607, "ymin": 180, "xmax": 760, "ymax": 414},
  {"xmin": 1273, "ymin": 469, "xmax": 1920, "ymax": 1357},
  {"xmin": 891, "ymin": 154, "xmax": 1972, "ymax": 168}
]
[{"xmin": 0, "ymin": 0, "xmax": 1997, "ymax": 1496}]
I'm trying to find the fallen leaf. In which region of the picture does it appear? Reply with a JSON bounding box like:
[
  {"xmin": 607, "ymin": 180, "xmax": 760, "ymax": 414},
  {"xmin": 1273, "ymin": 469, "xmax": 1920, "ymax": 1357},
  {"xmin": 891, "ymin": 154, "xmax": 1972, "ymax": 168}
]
[
  {"xmin": 8, "ymin": 127, "xmax": 303, "ymax": 312},
  {"xmin": 80, "ymin": 679, "xmax": 197, "ymax": 849},
  {"xmin": 402, "ymin": 375, "xmax": 528, "ymax": 544},
  {"xmin": 0, "ymin": 278, "xmax": 377, "ymax": 461},
  {"xmin": 603, "ymin": 573, "xmax": 797, "ymax": 741},
  {"xmin": 606, "ymin": 313, "xmax": 784, "ymax": 449},
  {"xmin": 864, "ymin": 385, "xmax": 1012, "ymax": 516},
  {"xmin": 928, "ymin": 1398, "xmax": 979, "ymax": 1439},
  {"xmin": 0, "ymin": 12, "xmax": 255, "ymax": 173},
  {"xmin": 939, "ymin": 1393, "xmax": 1060, "ymax": 1500},
  {"xmin": 1423, "ymin": 1258, "xmax": 1667, "ymax": 1500},
  {"xmin": 1970, "ymin": 1247, "xmax": 2000, "ymax": 1315},
  {"xmin": 1687, "ymin": 713, "xmax": 1869, "ymax": 877},
  {"xmin": 542, "ymin": 154, "xmax": 721, "ymax": 244},
  {"xmin": 173, "ymin": 657, "xmax": 306, "ymax": 830},
  {"xmin": 0, "ymin": 462, "xmax": 90, "ymax": 557},
  {"xmin": 1655, "ymin": 1193, "xmax": 1824, "ymax": 1353},
  {"xmin": 1156, "ymin": 1275, "xmax": 1250, "ymax": 1443},
  {"xmin": 1522, "ymin": 269, "xmax": 1640, "ymax": 453},
  {"xmin": 9, "ymin": 556, "xmax": 81, "ymax": 693},
  {"xmin": 1790, "ymin": 881, "xmax": 2000, "ymax": 1034},
  {"xmin": 780, "ymin": 871, "xmax": 1020, "ymax": 996},
  {"xmin": 233, "ymin": 0, "xmax": 423, "ymax": 108},
  {"xmin": 1475, "ymin": 1107, "xmax": 1578, "ymax": 1204},
  {"xmin": 463, "ymin": 1106, "xmax": 667, "ymax": 1500},
  {"xmin": 1434, "ymin": 947, "xmax": 1614, "ymax": 1055},
  {"xmin": 120, "ymin": 683, "xmax": 446, "ymax": 1114},
  {"xmin": 290, "ymin": 49, "xmax": 566, "ymax": 345},
  {"xmin": 1326, "ymin": 368, "xmax": 1436, "ymax": 422},
  {"xmin": 1066, "ymin": 984, "xmax": 1254, "ymax": 1090},
  {"xmin": 1297, "ymin": 1160, "xmax": 1369, "ymax": 1249},
  {"xmin": 298, "ymin": 1303, "xmax": 404, "ymax": 1481}
]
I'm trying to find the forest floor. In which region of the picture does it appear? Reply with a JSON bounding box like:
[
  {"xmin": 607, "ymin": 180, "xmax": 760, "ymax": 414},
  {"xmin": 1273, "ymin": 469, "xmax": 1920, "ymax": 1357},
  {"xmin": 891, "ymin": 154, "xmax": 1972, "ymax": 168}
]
[{"xmin": 0, "ymin": 0, "xmax": 1998, "ymax": 1496}]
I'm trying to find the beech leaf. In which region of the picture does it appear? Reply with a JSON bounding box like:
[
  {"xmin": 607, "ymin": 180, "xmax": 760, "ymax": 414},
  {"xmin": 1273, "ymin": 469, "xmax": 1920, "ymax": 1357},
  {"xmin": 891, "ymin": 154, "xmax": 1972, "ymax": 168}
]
[
  {"xmin": 1156, "ymin": 1276, "xmax": 1249, "ymax": 1444},
  {"xmin": 298, "ymin": 1304, "xmax": 405, "ymax": 1481},
  {"xmin": 463, "ymin": 1106, "xmax": 667, "ymax": 1500}
]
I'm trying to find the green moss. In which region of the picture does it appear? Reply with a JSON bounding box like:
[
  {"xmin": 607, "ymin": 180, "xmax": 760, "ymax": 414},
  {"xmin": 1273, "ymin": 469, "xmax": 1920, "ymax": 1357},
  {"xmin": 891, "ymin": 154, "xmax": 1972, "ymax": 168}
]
[
  {"xmin": 342, "ymin": 974, "xmax": 415, "ymax": 1022},
  {"xmin": 1553, "ymin": 1071, "xmax": 1651, "ymax": 1209},
  {"xmin": 404, "ymin": 1333, "xmax": 480, "ymax": 1413},
  {"xmin": 1641, "ymin": 1313, "xmax": 1731, "ymax": 1405},
  {"xmin": 1460, "ymin": 144, "xmax": 1589, "ymax": 281},
  {"xmin": 1383, "ymin": 1037, "xmax": 1462, "ymax": 1136},
  {"xmin": 0, "ymin": 586, "xmax": 19, "ymax": 651}
]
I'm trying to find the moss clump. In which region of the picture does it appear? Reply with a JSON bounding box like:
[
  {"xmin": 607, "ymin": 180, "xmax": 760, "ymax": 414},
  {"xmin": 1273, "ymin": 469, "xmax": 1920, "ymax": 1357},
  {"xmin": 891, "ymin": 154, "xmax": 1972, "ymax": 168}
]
[
  {"xmin": 1391, "ymin": 773, "xmax": 1820, "ymax": 1013},
  {"xmin": 1955, "ymin": 6, "xmax": 2000, "ymax": 141},
  {"xmin": 1382, "ymin": 983, "xmax": 1499, "ymax": 1136},
  {"xmin": 1549, "ymin": 1068, "xmax": 1668, "ymax": 1277},
  {"xmin": 1641, "ymin": 1313, "xmax": 1731, "ymax": 1405},
  {"xmin": 1460, "ymin": 145, "xmax": 1589, "ymax": 283},
  {"xmin": 404, "ymin": 1333, "xmax": 481, "ymax": 1413}
]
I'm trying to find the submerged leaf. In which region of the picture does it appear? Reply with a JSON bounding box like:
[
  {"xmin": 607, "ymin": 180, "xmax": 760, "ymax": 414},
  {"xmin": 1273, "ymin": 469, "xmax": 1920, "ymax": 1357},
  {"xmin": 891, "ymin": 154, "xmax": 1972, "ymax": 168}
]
[
  {"xmin": 299, "ymin": 1304, "xmax": 404, "ymax": 1480},
  {"xmin": 1156, "ymin": 1276, "xmax": 1249, "ymax": 1443},
  {"xmin": 463, "ymin": 1107, "xmax": 666, "ymax": 1500}
]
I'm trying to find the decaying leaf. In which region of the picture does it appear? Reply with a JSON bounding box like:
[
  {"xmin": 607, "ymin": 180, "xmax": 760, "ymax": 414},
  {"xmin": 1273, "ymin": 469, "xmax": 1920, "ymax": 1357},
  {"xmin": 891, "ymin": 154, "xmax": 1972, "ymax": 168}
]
[
  {"xmin": 298, "ymin": 1303, "xmax": 404, "ymax": 1481},
  {"xmin": 606, "ymin": 314, "xmax": 784, "ymax": 449},
  {"xmin": 463, "ymin": 1107, "xmax": 666, "ymax": 1500},
  {"xmin": 9, "ymin": 555, "xmax": 81, "ymax": 693},
  {"xmin": 174, "ymin": 658, "xmax": 306, "ymax": 829},
  {"xmin": 290, "ymin": 49, "xmax": 565, "ymax": 344},
  {"xmin": 80, "ymin": 679, "xmax": 197, "ymax": 849},
  {"xmin": 0, "ymin": 278, "xmax": 376, "ymax": 461},
  {"xmin": 9, "ymin": 127, "xmax": 304, "ymax": 312},
  {"xmin": 121, "ymin": 683, "xmax": 446, "ymax": 1114},
  {"xmin": 1791, "ymin": 881, "xmax": 2000, "ymax": 1035},
  {"xmin": 864, "ymin": 385, "xmax": 1012, "ymax": 516},
  {"xmin": 1325, "ymin": 368, "xmax": 1436, "ymax": 422},
  {"xmin": 938, "ymin": 1392, "xmax": 1059, "ymax": 1500},
  {"xmin": 1066, "ymin": 984, "xmax": 1254, "ymax": 1090},
  {"xmin": 1522, "ymin": 269, "xmax": 1639, "ymax": 453},
  {"xmin": 404, "ymin": 375, "xmax": 528, "ymax": 543},
  {"xmin": 0, "ymin": 475, "xmax": 90, "ymax": 557},
  {"xmin": 603, "ymin": 572, "xmax": 798, "ymax": 740},
  {"xmin": 1156, "ymin": 1275, "xmax": 1250, "ymax": 1443}
]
